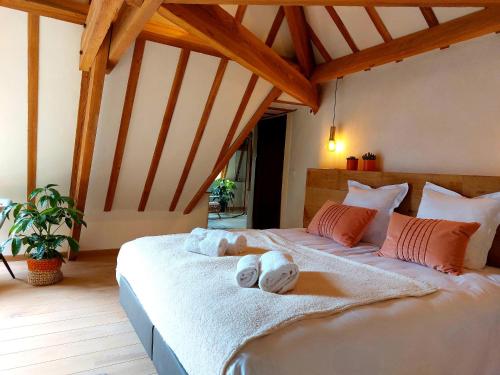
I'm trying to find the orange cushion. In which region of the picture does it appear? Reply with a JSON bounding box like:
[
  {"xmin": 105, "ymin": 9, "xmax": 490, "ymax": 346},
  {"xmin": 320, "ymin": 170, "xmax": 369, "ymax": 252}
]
[
  {"xmin": 307, "ymin": 201, "xmax": 377, "ymax": 247},
  {"xmin": 378, "ymin": 213, "xmax": 481, "ymax": 275}
]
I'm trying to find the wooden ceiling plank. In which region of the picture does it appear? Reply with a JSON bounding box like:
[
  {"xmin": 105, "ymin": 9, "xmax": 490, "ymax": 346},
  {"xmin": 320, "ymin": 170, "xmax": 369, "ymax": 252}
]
[
  {"xmin": 107, "ymin": 0, "xmax": 164, "ymax": 71},
  {"xmin": 158, "ymin": 4, "xmax": 319, "ymax": 111},
  {"xmin": 274, "ymin": 99, "xmax": 309, "ymax": 106},
  {"xmin": 138, "ymin": 49, "xmax": 191, "ymax": 212},
  {"xmin": 80, "ymin": 0, "xmax": 124, "ymax": 71},
  {"xmin": 0, "ymin": 0, "xmax": 87, "ymax": 24},
  {"xmin": 234, "ymin": 4, "xmax": 248, "ymax": 22},
  {"xmin": 27, "ymin": 14, "xmax": 39, "ymax": 198},
  {"xmin": 307, "ymin": 23, "xmax": 333, "ymax": 62},
  {"xmin": 70, "ymin": 71, "xmax": 90, "ymax": 199},
  {"xmin": 365, "ymin": 6, "xmax": 393, "ymax": 42},
  {"xmin": 160, "ymin": 1, "xmax": 499, "ymax": 5},
  {"xmin": 126, "ymin": 0, "xmax": 144, "ymax": 6},
  {"xmin": 420, "ymin": 6, "xmax": 440, "ymax": 27},
  {"xmin": 312, "ymin": 7, "xmax": 500, "ymax": 83},
  {"xmin": 71, "ymin": 32, "xmax": 111, "ymax": 259},
  {"xmin": 184, "ymin": 87, "xmax": 282, "ymax": 215},
  {"xmin": 325, "ymin": 6, "xmax": 359, "ymax": 53},
  {"xmin": 169, "ymin": 58, "xmax": 229, "ymax": 211},
  {"xmin": 104, "ymin": 39, "xmax": 146, "ymax": 212},
  {"xmin": 284, "ymin": 6, "xmax": 316, "ymax": 77},
  {"xmin": 213, "ymin": 6, "xmax": 284, "ymax": 168}
]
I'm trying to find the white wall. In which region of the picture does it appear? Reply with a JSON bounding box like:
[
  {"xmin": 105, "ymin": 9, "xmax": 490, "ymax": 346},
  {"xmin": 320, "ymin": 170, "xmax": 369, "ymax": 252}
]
[{"xmin": 282, "ymin": 34, "xmax": 500, "ymax": 228}]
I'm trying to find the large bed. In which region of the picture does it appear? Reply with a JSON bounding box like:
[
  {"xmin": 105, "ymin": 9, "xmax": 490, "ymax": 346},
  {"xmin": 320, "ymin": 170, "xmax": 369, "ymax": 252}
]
[{"xmin": 117, "ymin": 169, "xmax": 500, "ymax": 375}]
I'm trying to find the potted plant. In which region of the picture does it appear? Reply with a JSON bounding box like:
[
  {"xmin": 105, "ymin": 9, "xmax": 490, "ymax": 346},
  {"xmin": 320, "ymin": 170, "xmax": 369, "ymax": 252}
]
[
  {"xmin": 0, "ymin": 184, "xmax": 86, "ymax": 286},
  {"xmin": 346, "ymin": 156, "xmax": 359, "ymax": 171},
  {"xmin": 362, "ymin": 152, "xmax": 377, "ymax": 171},
  {"xmin": 211, "ymin": 178, "xmax": 236, "ymax": 213}
]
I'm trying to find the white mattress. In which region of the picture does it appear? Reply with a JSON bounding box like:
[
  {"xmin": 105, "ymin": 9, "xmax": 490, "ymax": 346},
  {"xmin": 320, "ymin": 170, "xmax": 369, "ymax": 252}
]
[{"xmin": 117, "ymin": 228, "xmax": 500, "ymax": 375}]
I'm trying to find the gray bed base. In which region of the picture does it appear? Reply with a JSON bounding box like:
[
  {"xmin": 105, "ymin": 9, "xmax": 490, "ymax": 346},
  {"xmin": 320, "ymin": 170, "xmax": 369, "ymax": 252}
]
[{"xmin": 119, "ymin": 277, "xmax": 188, "ymax": 375}]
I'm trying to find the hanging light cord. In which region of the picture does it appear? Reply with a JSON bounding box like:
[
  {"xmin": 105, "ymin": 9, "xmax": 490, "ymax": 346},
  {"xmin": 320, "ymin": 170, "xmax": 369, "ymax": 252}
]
[{"xmin": 332, "ymin": 78, "xmax": 339, "ymax": 124}]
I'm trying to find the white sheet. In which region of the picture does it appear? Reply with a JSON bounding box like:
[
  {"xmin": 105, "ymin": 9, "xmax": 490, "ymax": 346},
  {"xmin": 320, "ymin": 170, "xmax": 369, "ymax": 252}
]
[{"xmin": 117, "ymin": 229, "xmax": 500, "ymax": 375}]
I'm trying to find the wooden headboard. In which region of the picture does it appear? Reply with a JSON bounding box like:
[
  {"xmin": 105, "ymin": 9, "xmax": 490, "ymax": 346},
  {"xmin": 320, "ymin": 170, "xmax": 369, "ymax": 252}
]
[{"xmin": 304, "ymin": 169, "xmax": 500, "ymax": 227}]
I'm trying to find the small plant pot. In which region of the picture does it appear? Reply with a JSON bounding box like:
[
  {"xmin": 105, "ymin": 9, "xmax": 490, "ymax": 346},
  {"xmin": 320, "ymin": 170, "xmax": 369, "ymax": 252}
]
[
  {"xmin": 363, "ymin": 160, "xmax": 377, "ymax": 171},
  {"xmin": 26, "ymin": 258, "xmax": 63, "ymax": 286},
  {"xmin": 346, "ymin": 159, "xmax": 358, "ymax": 171}
]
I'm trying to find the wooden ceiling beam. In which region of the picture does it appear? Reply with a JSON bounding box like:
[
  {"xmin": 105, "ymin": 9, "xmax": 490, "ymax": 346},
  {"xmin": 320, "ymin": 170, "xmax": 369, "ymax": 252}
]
[
  {"xmin": 274, "ymin": 98, "xmax": 309, "ymax": 106},
  {"xmin": 365, "ymin": 6, "xmax": 393, "ymax": 42},
  {"xmin": 107, "ymin": 0, "xmax": 164, "ymax": 71},
  {"xmin": 213, "ymin": 6, "xmax": 284, "ymax": 168},
  {"xmin": 420, "ymin": 6, "xmax": 440, "ymax": 27},
  {"xmin": 71, "ymin": 32, "xmax": 111, "ymax": 259},
  {"xmin": 104, "ymin": 39, "xmax": 146, "ymax": 212},
  {"xmin": 0, "ymin": 0, "xmax": 87, "ymax": 24},
  {"xmin": 80, "ymin": 0, "xmax": 124, "ymax": 71},
  {"xmin": 27, "ymin": 14, "xmax": 39, "ymax": 198},
  {"xmin": 160, "ymin": 1, "xmax": 499, "ymax": 6},
  {"xmin": 284, "ymin": 6, "xmax": 316, "ymax": 77},
  {"xmin": 169, "ymin": 58, "xmax": 229, "ymax": 211},
  {"xmin": 307, "ymin": 23, "xmax": 333, "ymax": 62},
  {"xmin": 312, "ymin": 7, "xmax": 500, "ymax": 83},
  {"xmin": 184, "ymin": 87, "xmax": 282, "ymax": 215},
  {"xmin": 325, "ymin": 6, "xmax": 359, "ymax": 53},
  {"xmin": 138, "ymin": 49, "xmax": 191, "ymax": 211},
  {"xmin": 158, "ymin": 4, "xmax": 319, "ymax": 111}
]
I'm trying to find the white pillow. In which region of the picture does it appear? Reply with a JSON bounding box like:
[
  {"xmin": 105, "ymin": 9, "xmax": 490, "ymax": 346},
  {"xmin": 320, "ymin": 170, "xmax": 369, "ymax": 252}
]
[
  {"xmin": 417, "ymin": 182, "xmax": 500, "ymax": 270},
  {"xmin": 343, "ymin": 180, "xmax": 409, "ymax": 246}
]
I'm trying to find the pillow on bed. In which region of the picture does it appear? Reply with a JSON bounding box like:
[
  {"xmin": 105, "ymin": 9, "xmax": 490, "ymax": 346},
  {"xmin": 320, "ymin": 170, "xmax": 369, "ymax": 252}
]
[
  {"xmin": 307, "ymin": 201, "xmax": 377, "ymax": 247},
  {"xmin": 417, "ymin": 182, "xmax": 500, "ymax": 270},
  {"xmin": 378, "ymin": 213, "xmax": 480, "ymax": 275},
  {"xmin": 343, "ymin": 181, "xmax": 409, "ymax": 246},
  {"xmin": 487, "ymin": 227, "xmax": 500, "ymax": 267}
]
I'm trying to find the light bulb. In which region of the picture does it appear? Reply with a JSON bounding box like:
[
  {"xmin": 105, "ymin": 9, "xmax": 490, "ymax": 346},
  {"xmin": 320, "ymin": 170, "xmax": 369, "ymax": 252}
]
[{"xmin": 328, "ymin": 139, "xmax": 336, "ymax": 152}]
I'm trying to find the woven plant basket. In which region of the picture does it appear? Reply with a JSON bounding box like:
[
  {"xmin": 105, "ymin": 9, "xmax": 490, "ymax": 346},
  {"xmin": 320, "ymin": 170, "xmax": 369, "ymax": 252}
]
[{"xmin": 27, "ymin": 258, "xmax": 63, "ymax": 286}]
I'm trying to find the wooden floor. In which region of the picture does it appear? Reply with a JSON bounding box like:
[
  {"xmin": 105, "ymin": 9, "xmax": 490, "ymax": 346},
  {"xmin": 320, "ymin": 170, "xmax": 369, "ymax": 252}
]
[{"xmin": 0, "ymin": 253, "xmax": 156, "ymax": 375}]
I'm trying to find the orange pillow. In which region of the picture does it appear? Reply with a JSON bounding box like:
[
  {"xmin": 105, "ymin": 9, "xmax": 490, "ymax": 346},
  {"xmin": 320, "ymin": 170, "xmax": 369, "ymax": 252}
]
[
  {"xmin": 307, "ymin": 201, "xmax": 377, "ymax": 247},
  {"xmin": 378, "ymin": 213, "xmax": 480, "ymax": 275}
]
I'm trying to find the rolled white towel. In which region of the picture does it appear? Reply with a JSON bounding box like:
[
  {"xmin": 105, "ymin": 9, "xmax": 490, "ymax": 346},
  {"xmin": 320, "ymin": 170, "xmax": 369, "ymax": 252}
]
[
  {"xmin": 236, "ymin": 255, "xmax": 260, "ymax": 288},
  {"xmin": 183, "ymin": 233, "xmax": 205, "ymax": 254},
  {"xmin": 258, "ymin": 251, "xmax": 299, "ymax": 294},
  {"xmin": 191, "ymin": 228, "xmax": 247, "ymax": 255},
  {"xmin": 198, "ymin": 232, "xmax": 229, "ymax": 257}
]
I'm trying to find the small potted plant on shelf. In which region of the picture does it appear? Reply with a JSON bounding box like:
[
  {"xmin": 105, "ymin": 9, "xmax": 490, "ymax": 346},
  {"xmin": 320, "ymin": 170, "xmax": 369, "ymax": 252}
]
[
  {"xmin": 346, "ymin": 156, "xmax": 359, "ymax": 171},
  {"xmin": 0, "ymin": 184, "xmax": 86, "ymax": 286},
  {"xmin": 362, "ymin": 152, "xmax": 377, "ymax": 171},
  {"xmin": 211, "ymin": 178, "xmax": 236, "ymax": 213}
]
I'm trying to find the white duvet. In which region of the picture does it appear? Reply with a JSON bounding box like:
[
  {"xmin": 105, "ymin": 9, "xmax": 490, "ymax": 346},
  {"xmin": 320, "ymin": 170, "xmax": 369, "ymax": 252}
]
[{"xmin": 117, "ymin": 228, "xmax": 500, "ymax": 375}]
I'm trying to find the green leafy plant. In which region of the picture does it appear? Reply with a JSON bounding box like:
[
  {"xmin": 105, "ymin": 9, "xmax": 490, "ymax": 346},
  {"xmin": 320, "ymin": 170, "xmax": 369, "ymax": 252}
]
[
  {"xmin": 211, "ymin": 178, "xmax": 236, "ymax": 212},
  {"xmin": 347, "ymin": 156, "xmax": 358, "ymax": 160},
  {"xmin": 0, "ymin": 184, "xmax": 86, "ymax": 260},
  {"xmin": 362, "ymin": 152, "xmax": 377, "ymax": 160}
]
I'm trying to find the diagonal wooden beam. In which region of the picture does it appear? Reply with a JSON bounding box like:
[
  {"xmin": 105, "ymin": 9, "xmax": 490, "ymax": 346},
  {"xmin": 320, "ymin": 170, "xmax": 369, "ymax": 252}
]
[
  {"xmin": 307, "ymin": 23, "xmax": 332, "ymax": 62},
  {"xmin": 138, "ymin": 49, "xmax": 190, "ymax": 211},
  {"xmin": 169, "ymin": 58, "xmax": 229, "ymax": 211},
  {"xmin": 70, "ymin": 71, "xmax": 90, "ymax": 199},
  {"xmin": 284, "ymin": 6, "xmax": 316, "ymax": 77},
  {"xmin": 325, "ymin": 6, "xmax": 359, "ymax": 53},
  {"xmin": 158, "ymin": 4, "xmax": 318, "ymax": 111},
  {"xmin": 365, "ymin": 6, "xmax": 392, "ymax": 42},
  {"xmin": 80, "ymin": 0, "xmax": 123, "ymax": 71},
  {"xmin": 312, "ymin": 7, "xmax": 500, "ymax": 84},
  {"xmin": 27, "ymin": 14, "xmax": 39, "ymax": 198},
  {"xmin": 184, "ymin": 87, "xmax": 282, "ymax": 215},
  {"xmin": 213, "ymin": 6, "xmax": 284, "ymax": 168},
  {"xmin": 108, "ymin": 0, "xmax": 163, "ymax": 71},
  {"xmin": 104, "ymin": 39, "xmax": 146, "ymax": 212},
  {"xmin": 71, "ymin": 32, "xmax": 111, "ymax": 259},
  {"xmin": 161, "ymin": 0, "xmax": 499, "ymax": 5},
  {"xmin": 420, "ymin": 6, "xmax": 440, "ymax": 27}
]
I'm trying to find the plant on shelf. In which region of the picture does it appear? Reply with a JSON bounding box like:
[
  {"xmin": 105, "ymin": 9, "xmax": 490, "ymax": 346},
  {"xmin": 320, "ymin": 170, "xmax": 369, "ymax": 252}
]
[
  {"xmin": 361, "ymin": 152, "xmax": 377, "ymax": 171},
  {"xmin": 211, "ymin": 178, "xmax": 236, "ymax": 213},
  {"xmin": 0, "ymin": 184, "xmax": 86, "ymax": 286},
  {"xmin": 346, "ymin": 156, "xmax": 359, "ymax": 171}
]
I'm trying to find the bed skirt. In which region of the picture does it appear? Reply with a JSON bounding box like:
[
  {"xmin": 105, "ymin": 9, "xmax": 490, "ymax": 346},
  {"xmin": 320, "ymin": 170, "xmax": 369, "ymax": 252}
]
[{"xmin": 119, "ymin": 277, "xmax": 188, "ymax": 375}]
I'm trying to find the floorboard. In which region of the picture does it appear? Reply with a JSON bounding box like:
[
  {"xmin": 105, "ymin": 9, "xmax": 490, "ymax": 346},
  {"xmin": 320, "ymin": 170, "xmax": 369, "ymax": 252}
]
[{"xmin": 0, "ymin": 253, "xmax": 156, "ymax": 374}]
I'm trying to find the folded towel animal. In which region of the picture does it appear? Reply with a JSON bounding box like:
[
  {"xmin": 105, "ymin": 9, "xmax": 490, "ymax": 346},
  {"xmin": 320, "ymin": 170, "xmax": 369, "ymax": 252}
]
[
  {"xmin": 191, "ymin": 228, "xmax": 247, "ymax": 255},
  {"xmin": 258, "ymin": 251, "xmax": 299, "ymax": 294},
  {"xmin": 184, "ymin": 231, "xmax": 228, "ymax": 257},
  {"xmin": 236, "ymin": 255, "xmax": 260, "ymax": 288}
]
